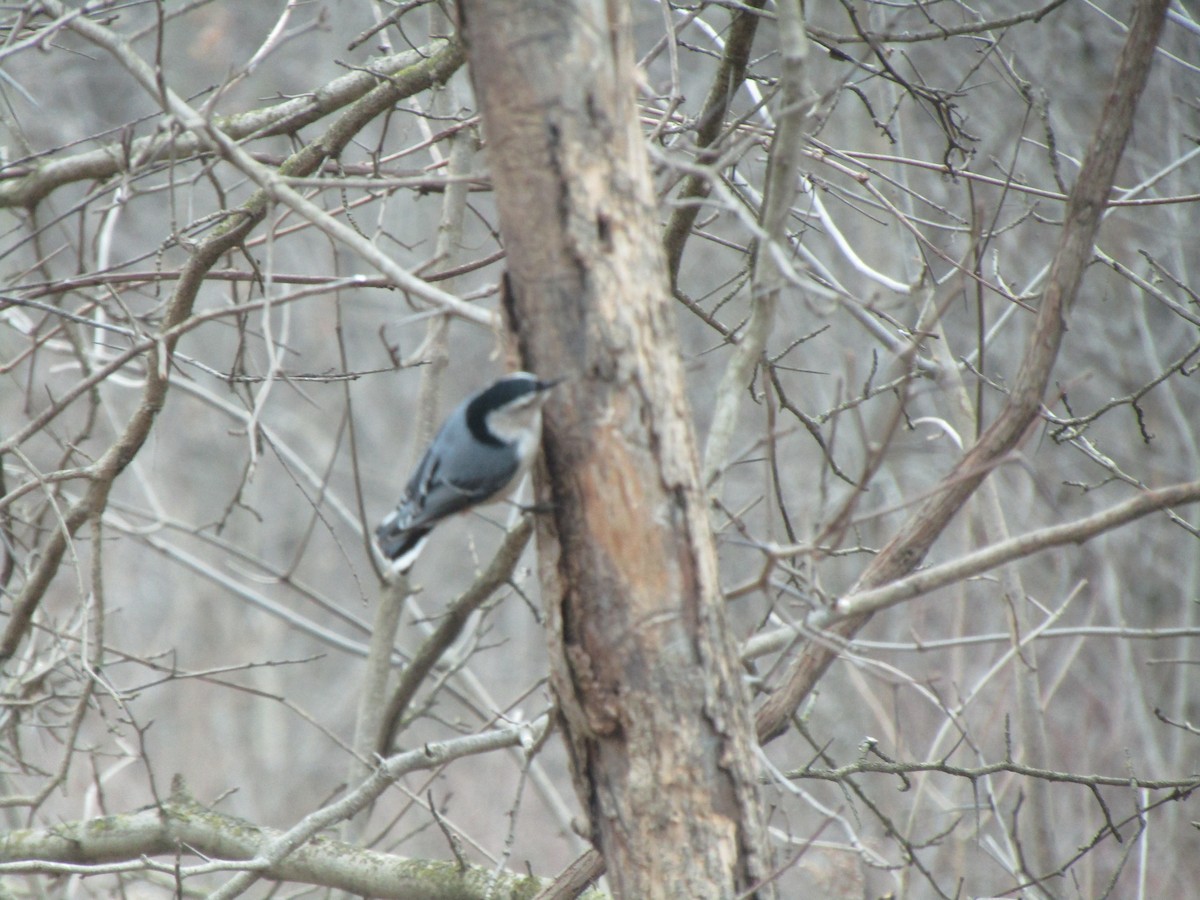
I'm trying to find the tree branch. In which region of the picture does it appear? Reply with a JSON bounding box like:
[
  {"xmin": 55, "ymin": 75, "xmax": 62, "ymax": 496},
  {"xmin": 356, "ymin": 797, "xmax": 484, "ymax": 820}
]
[
  {"xmin": 0, "ymin": 37, "xmax": 463, "ymax": 209},
  {"xmin": 701, "ymin": 0, "xmax": 814, "ymax": 494},
  {"xmin": 754, "ymin": 0, "xmax": 1174, "ymax": 743},
  {"xmin": 744, "ymin": 478, "xmax": 1200, "ymax": 661},
  {"xmin": 0, "ymin": 728, "xmax": 603, "ymax": 900},
  {"xmin": 0, "ymin": 4, "xmax": 481, "ymax": 664},
  {"xmin": 377, "ymin": 516, "xmax": 535, "ymax": 757},
  {"xmin": 662, "ymin": 0, "xmax": 766, "ymax": 284}
]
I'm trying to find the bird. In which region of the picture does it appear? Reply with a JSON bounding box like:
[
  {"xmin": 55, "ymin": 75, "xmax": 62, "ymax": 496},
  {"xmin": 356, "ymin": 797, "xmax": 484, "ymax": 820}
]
[{"xmin": 375, "ymin": 371, "xmax": 561, "ymax": 572}]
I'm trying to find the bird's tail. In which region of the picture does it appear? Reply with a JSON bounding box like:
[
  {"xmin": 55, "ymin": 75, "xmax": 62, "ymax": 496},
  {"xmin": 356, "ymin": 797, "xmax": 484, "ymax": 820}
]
[{"xmin": 374, "ymin": 521, "xmax": 432, "ymax": 572}]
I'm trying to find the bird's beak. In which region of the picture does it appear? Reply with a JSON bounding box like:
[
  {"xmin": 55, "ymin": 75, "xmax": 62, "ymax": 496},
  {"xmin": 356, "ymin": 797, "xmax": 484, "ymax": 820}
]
[{"xmin": 536, "ymin": 376, "xmax": 567, "ymax": 392}]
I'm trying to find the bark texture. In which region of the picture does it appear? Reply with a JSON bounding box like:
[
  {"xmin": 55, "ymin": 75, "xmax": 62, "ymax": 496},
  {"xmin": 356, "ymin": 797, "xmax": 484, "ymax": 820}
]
[{"xmin": 458, "ymin": 2, "xmax": 772, "ymax": 896}]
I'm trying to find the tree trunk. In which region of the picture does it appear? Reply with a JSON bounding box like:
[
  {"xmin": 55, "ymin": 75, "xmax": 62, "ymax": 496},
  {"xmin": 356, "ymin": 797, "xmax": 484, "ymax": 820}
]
[{"xmin": 458, "ymin": 2, "xmax": 773, "ymax": 896}]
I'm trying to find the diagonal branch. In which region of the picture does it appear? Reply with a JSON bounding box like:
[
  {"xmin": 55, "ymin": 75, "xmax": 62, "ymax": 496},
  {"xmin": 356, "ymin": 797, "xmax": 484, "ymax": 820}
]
[
  {"xmin": 0, "ymin": 729, "xmax": 602, "ymax": 900},
  {"xmin": 0, "ymin": 5, "xmax": 472, "ymax": 664},
  {"xmin": 208, "ymin": 717, "xmax": 552, "ymax": 899},
  {"xmin": 755, "ymin": 0, "xmax": 1173, "ymax": 743},
  {"xmin": 744, "ymin": 478, "xmax": 1200, "ymax": 661},
  {"xmin": 829, "ymin": 478, "xmax": 1200, "ymax": 622},
  {"xmin": 0, "ymin": 37, "xmax": 463, "ymax": 209},
  {"xmin": 42, "ymin": 1, "xmax": 486, "ymax": 325},
  {"xmin": 376, "ymin": 517, "xmax": 535, "ymax": 757},
  {"xmin": 662, "ymin": 0, "xmax": 766, "ymax": 284}
]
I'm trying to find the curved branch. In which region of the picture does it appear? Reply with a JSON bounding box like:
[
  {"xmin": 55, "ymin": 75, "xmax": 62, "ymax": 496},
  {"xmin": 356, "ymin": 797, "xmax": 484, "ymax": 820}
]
[
  {"xmin": 376, "ymin": 516, "xmax": 535, "ymax": 757},
  {"xmin": 807, "ymin": 0, "xmax": 1070, "ymax": 46},
  {"xmin": 743, "ymin": 478, "xmax": 1200, "ymax": 661},
  {"xmin": 829, "ymin": 480, "xmax": 1200, "ymax": 623},
  {"xmin": 0, "ymin": 7, "xmax": 471, "ymax": 664},
  {"xmin": 0, "ymin": 727, "xmax": 599, "ymax": 900},
  {"xmin": 0, "ymin": 39, "xmax": 463, "ymax": 209},
  {"xmin": 207, "ymin": 717, "xmax": 550, "ymax": 898}
]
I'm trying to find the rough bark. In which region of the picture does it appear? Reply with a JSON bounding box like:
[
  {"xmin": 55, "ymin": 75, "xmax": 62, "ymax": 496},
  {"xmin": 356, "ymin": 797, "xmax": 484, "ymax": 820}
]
[{"xmin": 458, "ymin": 2, "xmax": 772, "ymax": 896}]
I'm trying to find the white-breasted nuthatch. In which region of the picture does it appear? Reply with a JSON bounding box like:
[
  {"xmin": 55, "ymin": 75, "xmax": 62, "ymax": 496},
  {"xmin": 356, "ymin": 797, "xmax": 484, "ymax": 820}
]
[{"xmin": 375, "ymin": 371, "xmax": 560, "ymax": 571}]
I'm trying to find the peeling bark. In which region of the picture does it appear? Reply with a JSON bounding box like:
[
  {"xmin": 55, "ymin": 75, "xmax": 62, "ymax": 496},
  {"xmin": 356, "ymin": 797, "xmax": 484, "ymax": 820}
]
[{"xmin": 460, "ymin": 2, "xmax": 772, "ymax": 896}]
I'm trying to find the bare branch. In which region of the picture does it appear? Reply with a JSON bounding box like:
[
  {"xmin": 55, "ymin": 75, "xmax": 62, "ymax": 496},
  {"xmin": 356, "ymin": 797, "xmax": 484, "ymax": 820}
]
[
  {"xmin": 754, "ymin": 0, "xmax": 1174, "ymax": 744},
  {"xmin": 0, "ymin": 734, "xmax": 602, "ymax": 900}
]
